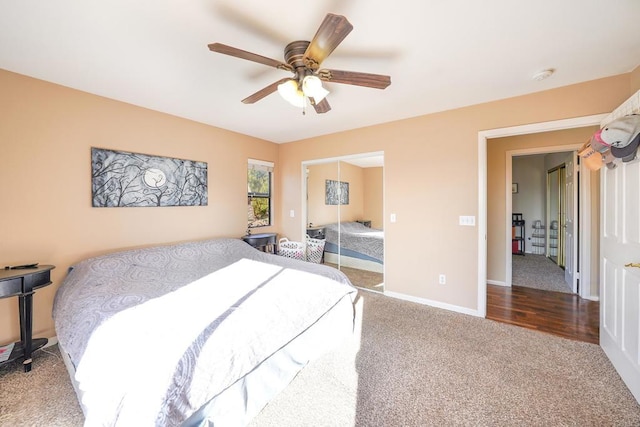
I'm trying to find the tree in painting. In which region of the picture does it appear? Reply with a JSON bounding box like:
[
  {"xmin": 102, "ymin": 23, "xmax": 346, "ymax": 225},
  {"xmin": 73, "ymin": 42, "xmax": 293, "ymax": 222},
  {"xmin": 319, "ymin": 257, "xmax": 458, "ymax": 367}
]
[
  {"xmin": 325, "ymin": 179, "xmax": 349, "ymax": 205},
  {"xmin": 91, "ymin": 148, "xmax": 208, "ymax": 207}
]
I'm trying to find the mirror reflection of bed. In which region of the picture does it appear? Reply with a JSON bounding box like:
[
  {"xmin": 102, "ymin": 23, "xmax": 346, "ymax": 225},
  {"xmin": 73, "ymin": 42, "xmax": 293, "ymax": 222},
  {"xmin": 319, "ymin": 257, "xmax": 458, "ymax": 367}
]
[{"xmin": 304, "ymin": 154, "xmax": 384, "ymax": 292}]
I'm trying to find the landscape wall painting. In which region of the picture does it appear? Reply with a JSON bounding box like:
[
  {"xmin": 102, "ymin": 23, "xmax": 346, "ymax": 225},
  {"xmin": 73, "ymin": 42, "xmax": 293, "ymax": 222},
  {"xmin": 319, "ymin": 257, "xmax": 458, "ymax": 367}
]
[{"xmin": 91, "ymin": 148, "xmax": 208, "ymax": 207}]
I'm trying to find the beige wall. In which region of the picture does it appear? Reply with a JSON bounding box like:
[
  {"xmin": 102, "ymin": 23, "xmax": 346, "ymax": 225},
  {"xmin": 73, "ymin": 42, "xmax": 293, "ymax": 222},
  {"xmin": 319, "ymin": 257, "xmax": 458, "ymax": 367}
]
[
  {"xmin": 306, "ymin": 163, "xmax": 338, "ymax": 227},
  {"xmin": 279, "ymin": 74, "xmax": 632, "ymax": 311},
  {"xmin": 0, "ymin": 70, "xmax": 278, "ymax": 344},
  {"xmin": 631, "ymin": 65, "xmax": 640, "ymax": 93},
  {"xmin": 363, "ymin": 167, "xmax": 384, "ymax": 229},
  {"xmin": 306, "ymin": 162, "xmax": 364, "ymax": 227},
  {"xmin": 337, "ymin": 162, "xmax": 364, "ymax": 223}
]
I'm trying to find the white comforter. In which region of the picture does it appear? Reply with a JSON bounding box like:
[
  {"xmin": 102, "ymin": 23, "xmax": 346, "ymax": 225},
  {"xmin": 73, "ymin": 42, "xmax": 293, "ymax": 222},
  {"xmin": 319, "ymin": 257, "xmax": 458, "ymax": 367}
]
[{"xmin": 73, "ymin": 258, "xmax": 355, "ymax": 426}]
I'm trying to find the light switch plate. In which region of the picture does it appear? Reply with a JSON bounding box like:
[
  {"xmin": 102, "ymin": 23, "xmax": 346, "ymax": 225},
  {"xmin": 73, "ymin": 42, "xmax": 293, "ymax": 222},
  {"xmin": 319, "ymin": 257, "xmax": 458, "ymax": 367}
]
[{"xmin": 459, "ymin": 215, "xmax": 475, "ymax": 226}]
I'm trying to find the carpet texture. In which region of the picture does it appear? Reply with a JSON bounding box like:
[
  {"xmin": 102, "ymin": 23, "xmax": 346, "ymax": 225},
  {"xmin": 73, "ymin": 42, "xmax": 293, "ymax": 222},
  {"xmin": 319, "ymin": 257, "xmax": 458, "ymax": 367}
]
[
  {"xmin": 325, "ymin": 263, "xmax": 384, "ymax": 292},
  {"xmin": 0, "ymin": 347, "xmax": 83, "ymax": 426},
  {"xmin": 512, "ymin": 254, "xmax": 572, "ymax": 293},
  {"xmin": 2, "ymin": 291, "xmax": 638, "ymax": 426}
]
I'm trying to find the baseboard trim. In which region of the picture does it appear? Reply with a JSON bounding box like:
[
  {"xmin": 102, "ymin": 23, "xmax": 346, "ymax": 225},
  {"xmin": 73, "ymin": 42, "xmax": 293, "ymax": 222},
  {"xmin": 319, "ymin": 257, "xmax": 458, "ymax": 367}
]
[
  {"xmin": 487, "ymin": 280, "xmax": 508, "ymax": 286},
  {"xmin": 384, "ymin": 291, "xmax": 482, "ymax": 317},
  {"xmin": 44, "ymin": 336, "xmax": 58, "ymax": 348},
  {"xmin": 585, "ymin": 295, "xmax": 600, "ymax": 302}
]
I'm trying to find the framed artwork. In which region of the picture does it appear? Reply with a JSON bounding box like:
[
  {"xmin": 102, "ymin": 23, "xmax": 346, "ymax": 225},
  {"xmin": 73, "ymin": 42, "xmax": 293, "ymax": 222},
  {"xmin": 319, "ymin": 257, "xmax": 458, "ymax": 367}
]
[
  {"xmin": 91, "ymin": 147, "xmax": 208, "ymax": 207},
  {"xmin": 325, "ymin": 179, "xmax": 349, "ymax": 205},
  {"xmin": 512, "ymin": 183, "xmax": 519, "ymax": 194}
]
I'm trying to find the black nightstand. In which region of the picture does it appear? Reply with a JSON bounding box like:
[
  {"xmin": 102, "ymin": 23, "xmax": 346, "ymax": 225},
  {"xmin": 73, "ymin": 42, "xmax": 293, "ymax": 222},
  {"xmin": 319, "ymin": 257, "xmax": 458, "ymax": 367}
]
[
  {"xmin": 242, "ymin": 233, "xmax": 278, "ymax": 254},
  {"xmin": 0, "ymin": 265, "xmax": 55, "ymax": 372},
  {"xmin": 306, "ymin": 226, "xmax": 325, "ymax": 240}
]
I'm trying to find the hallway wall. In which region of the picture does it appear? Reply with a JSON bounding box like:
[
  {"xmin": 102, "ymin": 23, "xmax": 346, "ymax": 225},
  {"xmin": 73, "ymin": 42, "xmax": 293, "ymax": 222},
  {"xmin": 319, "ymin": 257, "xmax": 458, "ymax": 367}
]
[{"xmin": 512, "ymin": 155, "xmax": 546, "ymax": 251}]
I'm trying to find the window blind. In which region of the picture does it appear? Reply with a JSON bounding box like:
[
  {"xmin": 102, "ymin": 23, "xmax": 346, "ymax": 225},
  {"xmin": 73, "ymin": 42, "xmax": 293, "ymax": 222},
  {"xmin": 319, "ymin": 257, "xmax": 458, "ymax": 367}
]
[{"xmin": 248, "ymin": 159, "xmax": 274, "ymax": 173}]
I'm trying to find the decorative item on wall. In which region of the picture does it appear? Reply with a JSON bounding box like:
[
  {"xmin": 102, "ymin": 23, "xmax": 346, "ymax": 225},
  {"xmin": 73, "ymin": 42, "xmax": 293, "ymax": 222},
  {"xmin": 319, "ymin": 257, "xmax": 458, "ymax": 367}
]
[
  {"xmin": 325, "ymin": 179, "xmax": 349, "ymax": 205},
  {"xmin": 91, "ymin": 148, "xmax": 208, "ymax": 207},
  {"xmin": 512, "ymin": 183, "xmax": 519, "ymax": 194}
]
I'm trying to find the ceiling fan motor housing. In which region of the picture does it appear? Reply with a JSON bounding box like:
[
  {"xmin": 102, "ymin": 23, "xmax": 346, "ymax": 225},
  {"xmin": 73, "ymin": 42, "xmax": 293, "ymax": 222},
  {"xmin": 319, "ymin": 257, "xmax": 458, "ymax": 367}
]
[{"xmin": 284, "ymin": 40, "xmax": 317, "ymax": 84}]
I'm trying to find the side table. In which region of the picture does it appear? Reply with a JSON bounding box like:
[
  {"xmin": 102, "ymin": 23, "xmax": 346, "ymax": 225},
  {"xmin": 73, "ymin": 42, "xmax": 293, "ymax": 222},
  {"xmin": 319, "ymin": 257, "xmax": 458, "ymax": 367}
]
[
  {"xmin": 0, "ymin": 264, "xmax": 55, "ymax": 372},
  {"xmin": 242, "ymin": 233, "xmax": 278, "ymax": 254},
  {"xmin": 306, "ymin": 226, "xmax": 326, "ymax": 240}
]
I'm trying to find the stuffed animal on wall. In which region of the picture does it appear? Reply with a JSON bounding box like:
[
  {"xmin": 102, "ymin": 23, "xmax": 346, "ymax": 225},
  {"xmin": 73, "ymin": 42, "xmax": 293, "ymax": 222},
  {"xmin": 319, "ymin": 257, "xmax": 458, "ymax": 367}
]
[
  {"xmin": 598, "ymin": 114, "xmax": 640, "ymax": 163},
  {"xmin": 579, "ymin": 129, "xmax": 617, "ymax": 171}
]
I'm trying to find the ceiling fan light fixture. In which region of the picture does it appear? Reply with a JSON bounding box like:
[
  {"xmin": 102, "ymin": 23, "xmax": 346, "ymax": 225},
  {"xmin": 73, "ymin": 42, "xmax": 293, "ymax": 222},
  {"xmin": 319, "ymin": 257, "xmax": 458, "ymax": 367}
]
[
  {"xmin": 277, "ymin": 79, "xmax": 304, "ymax": 108},
  {"xmin": 302, "ymin": 75, "xmax": 329, "ymax": 102}
]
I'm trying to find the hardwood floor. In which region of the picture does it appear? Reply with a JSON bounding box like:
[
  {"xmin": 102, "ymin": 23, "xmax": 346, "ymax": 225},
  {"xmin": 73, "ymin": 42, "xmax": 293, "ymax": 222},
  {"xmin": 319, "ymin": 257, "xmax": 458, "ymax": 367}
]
[{"xmin": 487, "ymin": 284, "xmax": 599, "ymax": 344}]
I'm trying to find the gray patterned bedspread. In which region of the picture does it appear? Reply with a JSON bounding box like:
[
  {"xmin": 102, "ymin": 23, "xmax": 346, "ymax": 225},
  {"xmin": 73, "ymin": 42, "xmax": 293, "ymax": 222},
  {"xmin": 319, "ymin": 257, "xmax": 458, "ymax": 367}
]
[
  {"xmin": 53, "ymin": 238, "xmax": 356, "ymax": 426},
  {"xmin": 324, "ymin": 222, "xmax": 384, "ymax": 262}
]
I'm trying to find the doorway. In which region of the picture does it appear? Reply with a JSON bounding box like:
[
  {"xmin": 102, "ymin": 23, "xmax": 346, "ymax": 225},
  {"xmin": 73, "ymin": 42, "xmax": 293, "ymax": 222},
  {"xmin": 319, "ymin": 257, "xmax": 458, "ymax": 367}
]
[
  {"xmin": 509, "ymin": 151, "xmax": 579, "ymax": 293},
  {"xmin": 487, "ymin": 143, "xmax": 599, "ymax": 343},
  {"xmin": 510, "ymin": 152, "xmax": 574, "ymax": 295},
  {"xmin": 478, "ymin": 114, "xmax": 606, "ymax": 318},
  {"xmin": 302, "ymin": 152, "xmax": 385, "ymax": 292}
]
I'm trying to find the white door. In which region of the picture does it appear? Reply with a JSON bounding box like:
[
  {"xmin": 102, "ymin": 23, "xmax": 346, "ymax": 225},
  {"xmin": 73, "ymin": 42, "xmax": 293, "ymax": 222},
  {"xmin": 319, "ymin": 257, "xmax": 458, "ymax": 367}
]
[
  {"xmin": 599, "ymin": 93, "xmax": 640, "ymax": 403},
  {"xmin": 564, "ymin": 153, "xmax": 578, "ymax": 292},
  {"xmin": 601, "ymin": 158, "xmax": 640, "ymax": 402}
]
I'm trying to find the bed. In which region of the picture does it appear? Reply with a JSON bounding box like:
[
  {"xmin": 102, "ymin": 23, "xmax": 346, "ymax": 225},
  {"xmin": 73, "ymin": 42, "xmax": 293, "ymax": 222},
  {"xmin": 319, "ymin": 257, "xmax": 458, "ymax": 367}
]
[
  {"xmin": 52, "ymin": 238, "xmax": 358, "ymax": 426},
  {"xmin": 323, "ymin": 222, "xmax": 384, "ymax": 273}
]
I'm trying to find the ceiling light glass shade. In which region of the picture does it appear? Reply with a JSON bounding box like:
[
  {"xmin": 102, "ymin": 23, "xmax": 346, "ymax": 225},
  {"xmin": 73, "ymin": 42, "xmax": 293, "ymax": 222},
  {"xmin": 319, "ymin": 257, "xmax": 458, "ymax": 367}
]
[
  {"xmin": 302, "ymin": 75, "xmax": 329, "ymax": 102},
  {"xmin": 277, "ymin": 79, "xmax": 304, "ymax": 108}
]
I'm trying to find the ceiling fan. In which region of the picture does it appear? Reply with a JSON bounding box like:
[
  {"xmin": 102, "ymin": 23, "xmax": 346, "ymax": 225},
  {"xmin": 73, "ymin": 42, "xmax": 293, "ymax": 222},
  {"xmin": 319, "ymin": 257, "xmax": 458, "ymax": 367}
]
[{"xmin": 208, "ymin": 13, "xmax": 391, "ymax": 114}]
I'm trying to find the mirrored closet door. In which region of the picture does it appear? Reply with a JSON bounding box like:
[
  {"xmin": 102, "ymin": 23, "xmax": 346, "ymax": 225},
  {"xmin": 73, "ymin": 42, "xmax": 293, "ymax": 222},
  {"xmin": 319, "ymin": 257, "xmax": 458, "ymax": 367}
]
[
  {"xmin": 303, "ymin": 153, "xmax": 385, "ymax": 292},
  {"xmin": 546, "ymin": 164, "xmax": 566, "ymax": 267}
]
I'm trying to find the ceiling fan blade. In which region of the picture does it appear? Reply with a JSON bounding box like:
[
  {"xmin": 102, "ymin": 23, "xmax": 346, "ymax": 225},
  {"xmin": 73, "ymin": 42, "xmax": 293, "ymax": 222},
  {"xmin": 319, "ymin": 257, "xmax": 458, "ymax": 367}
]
[
  {"xmin": 318, "ymin": 69, "xmax": 391, "ymax": 89},
  {"xmin": 242, "ymin": 78, "xmax": 291, "ymax": 104},
  {"xmin": 303, "ymin": 13, "xmax": 353, "ymax": 69},
  {"xmin": 214, "ymin": 4, "xmax": 291, "ymax": 46},
  {"xmin": 208, "ymin": 43, "xmax": 293, "ymax": 72},
  {"xmin": 311, "ymin": 98, "xmax": 331, "ymax": 114}
]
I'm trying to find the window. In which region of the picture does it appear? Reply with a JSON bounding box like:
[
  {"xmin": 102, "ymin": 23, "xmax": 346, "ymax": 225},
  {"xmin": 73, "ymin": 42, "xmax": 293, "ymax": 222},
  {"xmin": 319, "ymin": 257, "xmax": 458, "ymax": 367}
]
[{"xmin": 247, "ymin": 159, "xmax": 273, "ymax": 228}]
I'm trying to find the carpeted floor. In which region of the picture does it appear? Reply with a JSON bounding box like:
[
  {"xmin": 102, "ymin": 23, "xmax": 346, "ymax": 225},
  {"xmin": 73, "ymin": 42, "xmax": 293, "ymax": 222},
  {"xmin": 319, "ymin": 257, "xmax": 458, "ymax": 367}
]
[
  {"xmin": 512, "ymin": 254, "xmax": 572, "ymax": 293},
  {"xmin": 2, "ymin": 291, "xmax": 639, "ymax": 426},
  {"xmin": 0, "ymin": 346, "xmax": 83, "ymax": 426},
  {"xmin": 324, "ymin": 262, "xmax": 384, "ymax": 292}
]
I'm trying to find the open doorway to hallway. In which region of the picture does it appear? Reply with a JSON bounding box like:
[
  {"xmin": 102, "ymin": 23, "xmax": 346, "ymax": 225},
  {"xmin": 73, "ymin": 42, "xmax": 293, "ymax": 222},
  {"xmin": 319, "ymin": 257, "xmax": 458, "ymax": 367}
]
[
  {"xmin": 511, "ymin": 152, "xmax": 574, "ymax": 294},
  {"xmin": 485, "ymin": 127, "xmax": 601, "ymax": 342}
]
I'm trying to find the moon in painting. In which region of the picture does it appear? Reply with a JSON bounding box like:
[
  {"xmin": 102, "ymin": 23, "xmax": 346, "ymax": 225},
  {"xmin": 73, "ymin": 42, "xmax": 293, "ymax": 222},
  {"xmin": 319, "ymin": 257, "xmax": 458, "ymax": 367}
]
[{"xmin": 143, "ymin": 168, "xmax": 167, "ymax": 188}]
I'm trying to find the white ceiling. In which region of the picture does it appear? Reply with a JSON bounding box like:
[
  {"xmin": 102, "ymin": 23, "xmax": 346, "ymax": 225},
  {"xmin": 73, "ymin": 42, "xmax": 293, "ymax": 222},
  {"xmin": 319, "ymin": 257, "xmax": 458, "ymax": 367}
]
[{"xmin": 1, "ymin": 1, "xmax": 639, "ymax": 144}]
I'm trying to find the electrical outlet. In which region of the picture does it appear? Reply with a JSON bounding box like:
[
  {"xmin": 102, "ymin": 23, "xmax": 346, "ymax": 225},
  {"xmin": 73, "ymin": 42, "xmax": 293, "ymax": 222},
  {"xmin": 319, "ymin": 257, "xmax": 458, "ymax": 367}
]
[
  {"xmin": 439, "ymin": 274, "xmax": 446, "ymax": 285},
  {"xmin": 289, "ymin": 210, "xmax": 295, "ymax": 218},
  {"xmin": 390, "ymin": 213, "xmax": 397, "ymax": 223}
]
